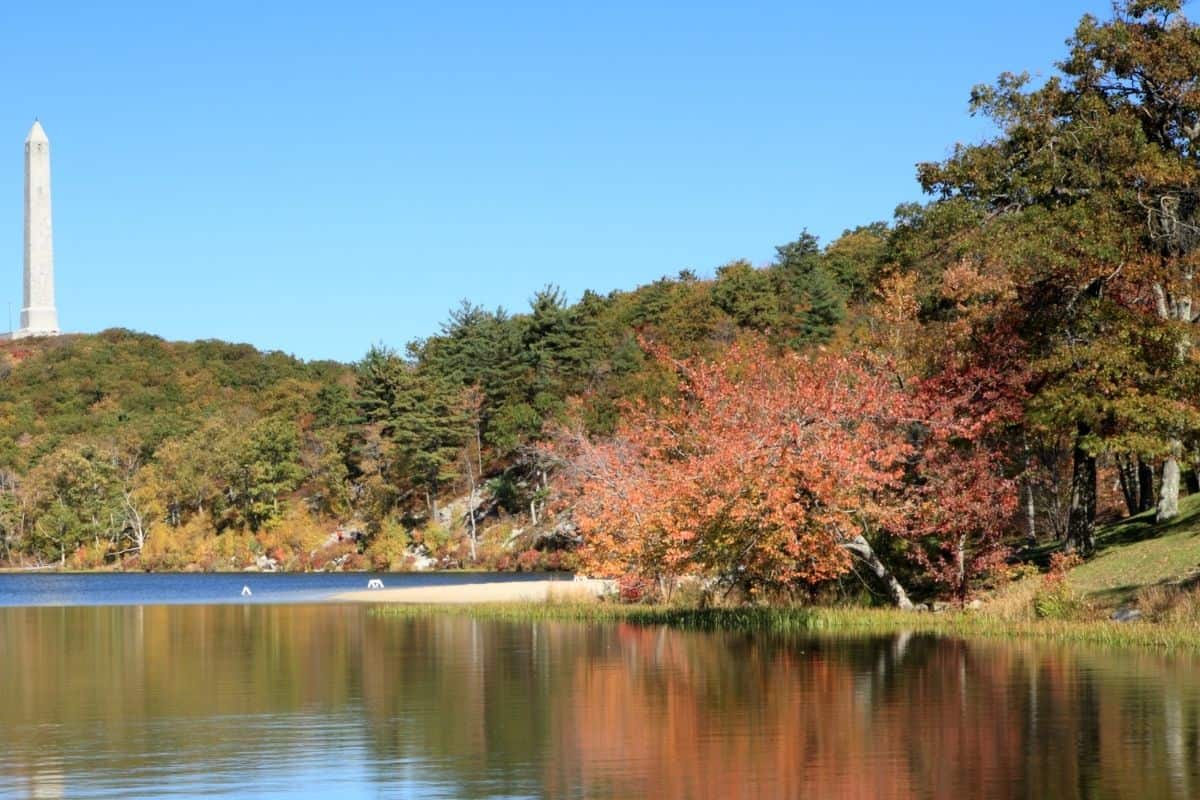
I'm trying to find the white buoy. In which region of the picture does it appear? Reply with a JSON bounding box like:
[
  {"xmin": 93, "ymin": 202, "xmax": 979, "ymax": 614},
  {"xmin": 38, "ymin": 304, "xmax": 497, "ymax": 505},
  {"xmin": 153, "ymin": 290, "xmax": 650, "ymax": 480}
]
[
  {"xmin": 367, "ymin": 579, "xmax": 384, "ymax": 589},
  {"xmin": 241, "ymin": 585, "xmax": 252, "ymax": 597}
]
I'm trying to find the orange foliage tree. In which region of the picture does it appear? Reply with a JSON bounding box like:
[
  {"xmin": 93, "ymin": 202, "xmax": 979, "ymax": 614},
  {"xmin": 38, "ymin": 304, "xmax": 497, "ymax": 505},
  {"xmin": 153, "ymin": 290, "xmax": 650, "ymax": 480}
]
[
  {"xmin": 552, "ymin": 333, "xmax": 1023, "ymax": 603},
  {"xmin": 550, "ymin": 338, "xmax": 920, "ymax": 603}
]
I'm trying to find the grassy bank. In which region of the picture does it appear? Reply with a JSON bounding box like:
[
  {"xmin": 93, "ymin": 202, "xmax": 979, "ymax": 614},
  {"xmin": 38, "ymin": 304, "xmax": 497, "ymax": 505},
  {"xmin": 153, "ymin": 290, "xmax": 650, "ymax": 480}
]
[
  {"xmin": 371, "ymin": 602, "xmax": 1200, "ymax": 651},
  {"xmin": 365, "ymin": 498, "xmax": 1200, "ymax": 651}
]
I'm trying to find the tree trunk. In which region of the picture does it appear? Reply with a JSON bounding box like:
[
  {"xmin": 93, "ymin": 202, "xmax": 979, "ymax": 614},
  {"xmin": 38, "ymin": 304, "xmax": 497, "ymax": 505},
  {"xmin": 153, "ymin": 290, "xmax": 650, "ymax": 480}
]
[
  {"xmin": 476, "ymin": 426, "xmax": 484, "ymax": 477},
  {"xmin": 955, "ymin": 536, "xmax": 967, "ymax": 602},
  {"xmin": 1024, "ymin": 478, "xmax": 1037, "ymax": 545},
  {"xmin": 1158, "ymin": 442, "xmax": 1182, "ymax": 523},
  {"xmin": 1066, "ymin": 427, "xmax": 1096, "ymax": 555},
  {"xmin": 1187, "ymin": 468, "xmax": 1200, "ymax": 495},
  {"xmin": 1116, "ymin": 455, "xmax": 1139, "ymax": 518},
  {"xmin": 841, "ymin": 534, "xmax": 913, "ymax": 610},
  {"xmin": 1153, "ymin": 276, "xmax": 1191, "ymax": 522},
  {"xmin": 465, "ymin": 463, "xmax": 478, "ymax": 562},
  {"xmin": 122, "ymin": 490, "xmax": 146, "ymax": 553},
  {"xmin": 1021, "ymin": 438, "xmax": 1037, "ymax": 544},
  {"xmin": 1138, "ymin": 457, "xmax": 1156, "ymax": 513}
]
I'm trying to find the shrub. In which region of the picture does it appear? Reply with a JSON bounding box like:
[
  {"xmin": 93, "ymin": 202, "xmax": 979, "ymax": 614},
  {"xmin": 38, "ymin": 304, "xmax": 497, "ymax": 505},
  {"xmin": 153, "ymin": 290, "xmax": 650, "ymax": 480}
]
[
  {"xmin": 258, "ymin": 506, "xmax": 331, "ymax": 566},
  {"xmin": 617, "ymin": 573, "xmax": 658, "ymax": 603},
  {"xmin": 68, "ymin": 541, "xmax": 111, "ymax": 570},
  {"xmin": 141, "ymin": 522, "xmax": 191, "ymax": 571},
  {"xmin": 516, "ymin": 549, "xmax": 541, "ymax": 572},
  {"xmin": 411, "ymin": 522, "xmax": 453, "ymax": 559},
  {"xmin": 1045, "ymin": 551, "xmax": 1082, "ymax": 584},
  {"xmin": 1032, "ymin": 551, "xmax": 1088, "ymax": 620},
  {"xmin": 339, "ymin": 552, "xmax": 368, "ymax": 571},
  {"xmin": 310, "ymin": 540, "xmax": 357, "ymax": 571},
  {"xmin": 365, "ymin": 521, "xmax": 411, "ymax": 571},
  {"xmin": 1033, "ymin": 583, "xmax": 1083, "ymax": 620},
  {"xmin": 1136, "ymin": 583, "xmax": 1200, "ymax": 623},
  {"xmin": 214, "ymin": 530, "xmax": 257, "ymax": 569},
  {"xmin": 667, "ymin": 577, "xmax": 712, "ymax": 608}
]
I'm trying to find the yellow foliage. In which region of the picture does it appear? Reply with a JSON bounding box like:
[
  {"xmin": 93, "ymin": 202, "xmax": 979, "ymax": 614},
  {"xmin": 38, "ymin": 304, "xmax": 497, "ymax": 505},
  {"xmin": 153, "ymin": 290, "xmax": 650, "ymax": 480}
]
[
  {"xmin": 209, "ymin": 530, "xmax": 256, "ymax": 570},
  {"xmin": 258, "ymin": 504, "xmax": 331, "ymax": 568},
  {"xmin": 140, "ymin": 521, "xmax": 190, "ymax": 571},
  {"xmin": 364, "ymin": 520, "xmax": 410, "ymax": 571},
  {"xmin": 67, "ymin": 540, "xmax": 111, "ymax": 570}
]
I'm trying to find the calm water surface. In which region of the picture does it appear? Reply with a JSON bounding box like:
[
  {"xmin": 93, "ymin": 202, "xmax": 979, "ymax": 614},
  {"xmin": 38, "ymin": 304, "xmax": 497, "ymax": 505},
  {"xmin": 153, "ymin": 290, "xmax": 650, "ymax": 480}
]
[
  {"xmin": 0, "ymin": 571, "xmax": 558, "ymax": 606},
  {"xmin": 0, "ymin": 580, "xmax": 1198, "ymax": 798}
]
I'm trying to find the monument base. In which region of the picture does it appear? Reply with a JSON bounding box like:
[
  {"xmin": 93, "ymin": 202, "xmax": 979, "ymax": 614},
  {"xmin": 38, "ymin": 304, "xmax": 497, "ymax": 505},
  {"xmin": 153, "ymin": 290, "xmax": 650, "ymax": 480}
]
[
  {"xmin": 9, "ymin": 328, "xmax": 59, "ymax": 340},
  {"xmin": 17, "ymin": 305, "xmax": 58, "ymax": 338}
]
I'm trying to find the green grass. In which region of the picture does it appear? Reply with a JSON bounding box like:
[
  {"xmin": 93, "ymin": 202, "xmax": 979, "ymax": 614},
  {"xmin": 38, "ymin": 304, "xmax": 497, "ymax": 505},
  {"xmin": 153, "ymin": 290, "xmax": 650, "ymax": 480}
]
[
  {"xmin": 372, "ymin": 602, "xmax": 1200, "ymax": 651},
  {"xmin": 1064, "ymin": 493, "xmax": 1200, "ymax": 606}
]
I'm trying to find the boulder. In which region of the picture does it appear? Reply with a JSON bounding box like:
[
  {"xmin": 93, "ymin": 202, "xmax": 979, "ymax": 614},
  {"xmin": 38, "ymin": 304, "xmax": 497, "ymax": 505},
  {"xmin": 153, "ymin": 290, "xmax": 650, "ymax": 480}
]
[
  {"xmin": 1111, "ymin": 606, "xmax": 1143, "ymax": 623},
  {"xmin": 404, "ymin": 548, "xmax": 437, "ymax": 571}
]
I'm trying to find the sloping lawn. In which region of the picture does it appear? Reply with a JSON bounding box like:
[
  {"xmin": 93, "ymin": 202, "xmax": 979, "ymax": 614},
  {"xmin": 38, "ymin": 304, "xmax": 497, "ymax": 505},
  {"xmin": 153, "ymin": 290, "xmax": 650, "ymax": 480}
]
[{"xmin": 1067, "ymin": 493, "xmax": 1200, "ymax": 606}]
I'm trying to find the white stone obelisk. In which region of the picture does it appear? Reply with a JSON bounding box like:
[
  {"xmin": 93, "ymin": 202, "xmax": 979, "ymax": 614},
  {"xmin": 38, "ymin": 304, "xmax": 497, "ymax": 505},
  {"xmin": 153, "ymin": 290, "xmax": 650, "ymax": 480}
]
[{"xmin": 16, "ymin": 120, "xmax": 59, "ymax": 338}]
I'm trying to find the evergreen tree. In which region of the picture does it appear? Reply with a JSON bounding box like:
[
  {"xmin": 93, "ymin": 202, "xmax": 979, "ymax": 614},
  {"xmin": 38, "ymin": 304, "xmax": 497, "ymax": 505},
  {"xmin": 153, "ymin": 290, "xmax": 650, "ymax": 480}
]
[
  {"xmin": 794, "ymin": 264, "xmax": 846, "ymax": 344},
  {"xmin": 355, "ymin": 345, "xmax": 410, "ymax": 433},
  {"xmin": 772, "ymin": 233, "xmax": 846, "ymax": 345},
  {"xmin": 390, "ymin": 372, "xmax": 469, "ymax": 517}
]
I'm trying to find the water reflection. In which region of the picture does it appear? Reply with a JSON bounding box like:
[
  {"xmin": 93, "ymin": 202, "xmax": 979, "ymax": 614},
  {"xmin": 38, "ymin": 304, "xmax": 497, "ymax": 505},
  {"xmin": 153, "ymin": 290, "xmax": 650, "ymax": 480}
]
[{"xmin": 0, "ymin": 605, "xmax": 1197, "ymax": 798}]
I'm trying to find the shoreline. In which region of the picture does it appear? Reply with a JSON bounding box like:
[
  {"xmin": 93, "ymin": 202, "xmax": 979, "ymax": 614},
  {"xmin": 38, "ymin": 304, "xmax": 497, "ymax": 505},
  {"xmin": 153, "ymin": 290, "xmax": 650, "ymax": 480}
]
[
  {"xmin": 333, "ymin": 578, "xmax": 613, "ymax": 604},
  {"xmin": 5, "ymin": 572, "xmax": 1198, "ymax": 652},
  {"xmin": 369, "ymin": 603, "xmax": 1200, "ymax": 651}
]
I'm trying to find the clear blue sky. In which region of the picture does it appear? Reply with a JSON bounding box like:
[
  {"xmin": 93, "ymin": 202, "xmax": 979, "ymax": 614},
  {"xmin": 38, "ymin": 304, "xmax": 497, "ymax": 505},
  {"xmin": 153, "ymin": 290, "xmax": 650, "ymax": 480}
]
[{"xmin": 0, "ymin": 0, "xmax": 1101, "ymax": 363}]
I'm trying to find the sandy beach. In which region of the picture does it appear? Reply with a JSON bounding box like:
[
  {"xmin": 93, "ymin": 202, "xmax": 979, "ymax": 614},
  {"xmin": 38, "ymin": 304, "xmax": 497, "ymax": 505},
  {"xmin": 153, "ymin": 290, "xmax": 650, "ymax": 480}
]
[{"xmin": 332, "ymin": 578, "xmax": 614, "ymax": 604}]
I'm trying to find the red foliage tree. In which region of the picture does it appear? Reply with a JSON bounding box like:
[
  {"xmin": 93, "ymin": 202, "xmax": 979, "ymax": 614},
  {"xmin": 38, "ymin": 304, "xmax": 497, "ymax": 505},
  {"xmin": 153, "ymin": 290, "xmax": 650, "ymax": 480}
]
[{"xmin": 906, "ymin": 319, "xmax": 1025, "ymax": 599}]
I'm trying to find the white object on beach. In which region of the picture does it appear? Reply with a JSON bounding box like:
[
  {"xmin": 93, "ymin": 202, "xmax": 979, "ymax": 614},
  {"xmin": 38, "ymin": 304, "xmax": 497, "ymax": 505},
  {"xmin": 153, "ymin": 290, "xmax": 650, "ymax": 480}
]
[
  {"xmin": 367, "ymin": 579, "xmax": 384, "ymax": 589},
  {"xmin": 241, "ymin": 585, "xmax": 252, "ymax": 597}
]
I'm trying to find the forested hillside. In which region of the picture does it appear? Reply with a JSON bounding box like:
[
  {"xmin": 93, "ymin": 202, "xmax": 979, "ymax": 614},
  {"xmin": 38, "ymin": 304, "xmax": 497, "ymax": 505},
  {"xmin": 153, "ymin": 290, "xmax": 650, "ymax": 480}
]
[
  {"xmin": 0, "ymin": 237, "xmax": 867, "ymax": 573},
  {"xmin": 0, "ymin": 332, "xmax": 353, "ymax": 568},
  {"xmin": 4, "ymin": 1, "xmax": 1200, "ymax": 610}
]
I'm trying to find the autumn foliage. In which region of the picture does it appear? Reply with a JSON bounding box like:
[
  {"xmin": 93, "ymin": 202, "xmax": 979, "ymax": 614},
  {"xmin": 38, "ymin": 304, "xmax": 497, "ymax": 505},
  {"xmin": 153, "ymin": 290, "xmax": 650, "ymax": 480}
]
[
  {"xmin": 550, "ymin": 334, "xmax": 1023, "ymax": 600},
  {"xmin": 904, "ymin": 312, "xmax": 1027, "ymax": 597}
]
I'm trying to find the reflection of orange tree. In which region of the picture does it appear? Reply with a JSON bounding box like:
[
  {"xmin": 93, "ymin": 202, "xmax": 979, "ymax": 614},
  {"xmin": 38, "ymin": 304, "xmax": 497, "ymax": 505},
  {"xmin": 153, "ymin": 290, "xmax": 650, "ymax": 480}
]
[
  {"xmin": 542, "ymin": 628, "xmax": 1200, "ymax": 800},
  {"xmin": 545, "ymin": 624, "xmax": 925, "ymax": 799}
]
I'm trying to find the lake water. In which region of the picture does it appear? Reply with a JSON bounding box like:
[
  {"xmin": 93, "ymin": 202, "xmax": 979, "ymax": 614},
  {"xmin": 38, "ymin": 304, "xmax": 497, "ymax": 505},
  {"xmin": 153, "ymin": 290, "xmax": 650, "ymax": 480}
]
[
  {"xmin": 0, "ymin": 571, "xmax": 560, "ymax": 606},
  {"xmin": 1, "ymin": 581, "xmax": 1198, "ymax": 798}
]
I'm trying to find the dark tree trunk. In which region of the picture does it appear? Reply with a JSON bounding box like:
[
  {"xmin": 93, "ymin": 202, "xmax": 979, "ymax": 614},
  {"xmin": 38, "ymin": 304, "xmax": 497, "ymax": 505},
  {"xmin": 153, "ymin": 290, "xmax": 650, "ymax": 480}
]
[
  {"xmin": 1138, "ymin": 457, "xmax": 1156, "ymax": 513},
  {"xmin": 1187, "ymin": 468, "xmax": 1200, "ymax": 495},
  {"xmin": 1116, "ymin": 455, "xmax": 1139, "ymax": 518},
  {"xmin": 1066, "ymin": 426, "xmax": 1097, "ymax": 555}
]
